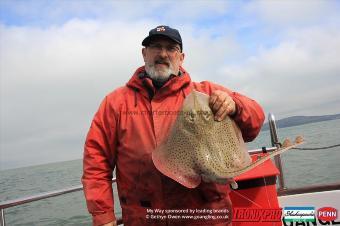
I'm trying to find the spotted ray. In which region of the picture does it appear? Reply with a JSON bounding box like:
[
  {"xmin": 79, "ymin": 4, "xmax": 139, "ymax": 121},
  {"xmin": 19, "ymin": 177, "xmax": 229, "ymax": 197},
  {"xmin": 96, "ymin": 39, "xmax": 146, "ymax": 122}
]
[{"xmin": 152, "ymin": 90, "xmax": 303, "ymax": 189}]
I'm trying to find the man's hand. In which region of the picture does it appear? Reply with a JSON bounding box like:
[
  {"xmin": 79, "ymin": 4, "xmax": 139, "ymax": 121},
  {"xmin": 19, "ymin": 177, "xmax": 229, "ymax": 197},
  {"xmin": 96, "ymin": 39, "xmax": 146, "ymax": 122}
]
[
  {"xmin": 209, "ymin": 90, "xmax": 236, "ymax": 121},
  {"xmin": 100, "ymin": 221, "xmax": 117, "ymax": 226}
]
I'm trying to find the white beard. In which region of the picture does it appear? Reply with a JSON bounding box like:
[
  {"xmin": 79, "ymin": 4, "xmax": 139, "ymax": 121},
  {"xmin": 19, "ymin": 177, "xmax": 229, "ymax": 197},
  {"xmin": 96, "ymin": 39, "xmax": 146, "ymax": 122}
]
[{"xmin": 145, "ymin": 62, "xmax": 176, "ymax": 82}]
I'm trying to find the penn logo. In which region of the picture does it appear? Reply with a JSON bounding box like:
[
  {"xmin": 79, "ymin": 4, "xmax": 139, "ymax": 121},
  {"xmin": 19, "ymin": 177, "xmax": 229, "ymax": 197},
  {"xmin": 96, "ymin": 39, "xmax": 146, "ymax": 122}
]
[
  {"xmin": 317, "ymin": 207, "xmax": 338, "ymax": 221},
  {"xmin": 157, "ymin": 26, "xmax": 165, "ymax": 32}
]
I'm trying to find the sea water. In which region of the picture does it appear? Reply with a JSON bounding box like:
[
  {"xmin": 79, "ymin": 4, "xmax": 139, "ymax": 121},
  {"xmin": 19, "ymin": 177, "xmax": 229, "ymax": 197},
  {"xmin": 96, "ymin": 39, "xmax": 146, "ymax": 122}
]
[{"xmin": 1, "ymin": 119, "xmax": 340, "ymax": 225}]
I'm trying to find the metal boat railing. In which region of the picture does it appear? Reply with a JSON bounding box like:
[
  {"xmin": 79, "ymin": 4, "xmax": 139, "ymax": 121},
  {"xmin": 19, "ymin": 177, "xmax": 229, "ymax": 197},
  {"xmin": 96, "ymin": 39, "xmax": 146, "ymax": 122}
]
[
  {"xmin": 267, "ymin": 112, "xmax": 340, "ymax": 194},
  {"xmin": 1, "ymin": 112, "xmax": 340, "ymax": 226},
  {"xmin": 278, "ymin": 182, "xmax": 340, "ymax": 196},
  {"xmin": 0, "ymin": 178, "xmax": 123, "ymax": 226},
  {"xmin": 268, "ymin": 112, "xmax": 287, "ymax": 190}
]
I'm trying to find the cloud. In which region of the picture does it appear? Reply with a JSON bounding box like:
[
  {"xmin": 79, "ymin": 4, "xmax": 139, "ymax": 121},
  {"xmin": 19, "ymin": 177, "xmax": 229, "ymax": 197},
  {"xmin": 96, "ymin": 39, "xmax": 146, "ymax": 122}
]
[
  {"xmin": 0, "ymin": 0, "xmax": 230, "ymax": 27},
  {"xmin": 220, "ymin": 26, "xmax": 340, "ymax": 118},
  {"xmin": 0, "ymin": 18, "xmax": 241, "ymax": 170},
  {"xmin": 1, "ymin": 1, "xmax": 340, "ymax": 169},
  {"xmin": 0, "ymin": 19, "xmax": 151, "ymax": 169},
  {"xmin": 245, "ymin": 0, "xmax": 339, "ymax": 27}
]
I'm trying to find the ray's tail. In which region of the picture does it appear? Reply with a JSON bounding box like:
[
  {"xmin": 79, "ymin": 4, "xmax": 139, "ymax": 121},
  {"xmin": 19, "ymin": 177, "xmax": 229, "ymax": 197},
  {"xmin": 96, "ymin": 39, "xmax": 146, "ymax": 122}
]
[{"xmin": 225, "ymin": 136, "xmax": 304, "ymax": 177}]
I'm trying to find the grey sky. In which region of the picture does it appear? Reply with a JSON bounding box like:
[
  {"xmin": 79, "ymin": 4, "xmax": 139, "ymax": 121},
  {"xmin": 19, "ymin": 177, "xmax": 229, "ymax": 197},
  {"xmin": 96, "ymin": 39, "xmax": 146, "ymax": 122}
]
[{"xmin": 1, "ymin": 1, "xmax": 340, "ymax": 170}]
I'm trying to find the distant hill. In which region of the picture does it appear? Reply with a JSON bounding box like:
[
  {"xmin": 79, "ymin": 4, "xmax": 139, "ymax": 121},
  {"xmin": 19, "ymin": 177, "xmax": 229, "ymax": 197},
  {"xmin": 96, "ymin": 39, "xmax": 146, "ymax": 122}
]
[{"xmin": 262, "ymin": 113, "xmax": 340, "ymax": 130}]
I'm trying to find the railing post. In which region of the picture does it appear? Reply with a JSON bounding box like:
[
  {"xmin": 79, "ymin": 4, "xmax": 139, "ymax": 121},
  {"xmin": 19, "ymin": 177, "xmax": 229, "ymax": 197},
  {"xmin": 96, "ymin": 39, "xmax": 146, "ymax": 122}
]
[
  {"xmin": 268, "ymin": 113, "xmax": 286, "ymax": 191},
  {"xmin": 0, "ymin": 208, "xmax": 5, "ymax": 226}
]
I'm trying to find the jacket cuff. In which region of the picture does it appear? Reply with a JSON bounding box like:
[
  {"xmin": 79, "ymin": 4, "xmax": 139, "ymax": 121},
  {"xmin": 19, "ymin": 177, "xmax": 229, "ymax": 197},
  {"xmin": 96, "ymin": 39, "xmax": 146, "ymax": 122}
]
[
  {"xmin": 231, "ymin": 93, "xmax": 242, "ymax": 119},
  {"xmin": 93, "ymin": 211, "xmax": 116, "ymax": 226}
]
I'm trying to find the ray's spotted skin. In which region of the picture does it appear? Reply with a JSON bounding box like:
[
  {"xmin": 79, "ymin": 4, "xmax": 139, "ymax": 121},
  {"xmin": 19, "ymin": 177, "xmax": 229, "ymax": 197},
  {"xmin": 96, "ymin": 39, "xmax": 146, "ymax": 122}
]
[{"xmin": 152, "ymin": 90, "xmax": 304, "ymax": 189}]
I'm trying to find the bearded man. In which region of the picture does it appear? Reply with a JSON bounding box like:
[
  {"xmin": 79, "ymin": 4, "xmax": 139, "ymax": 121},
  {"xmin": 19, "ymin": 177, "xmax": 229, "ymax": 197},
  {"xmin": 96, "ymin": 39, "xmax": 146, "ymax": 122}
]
[{"xmin": 82, "ymin": 25, "xmax": 265, "ymax": 226}]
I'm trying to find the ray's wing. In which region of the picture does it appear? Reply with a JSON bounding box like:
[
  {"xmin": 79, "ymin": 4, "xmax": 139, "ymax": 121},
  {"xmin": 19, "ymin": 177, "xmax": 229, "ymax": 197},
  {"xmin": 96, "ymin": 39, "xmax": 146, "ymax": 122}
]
[{"xmin": 152, "ymin": 91, "xmax": 202, "ymax": 188}]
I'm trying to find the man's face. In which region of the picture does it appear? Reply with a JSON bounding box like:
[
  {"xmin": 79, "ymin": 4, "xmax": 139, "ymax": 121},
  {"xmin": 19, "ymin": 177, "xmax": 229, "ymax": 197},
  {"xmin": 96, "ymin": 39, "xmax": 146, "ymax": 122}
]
[{"xmin": 142, "ymin": 37, "xmax": 185, "ymax": 82}]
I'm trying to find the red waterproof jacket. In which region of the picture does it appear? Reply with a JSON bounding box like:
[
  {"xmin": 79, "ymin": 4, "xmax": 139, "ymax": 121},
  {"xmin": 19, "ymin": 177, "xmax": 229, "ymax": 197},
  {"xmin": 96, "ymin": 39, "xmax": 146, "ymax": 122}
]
[{"xmin": 82, "ymin": 66, "xmax": 265, "ymax": 226}]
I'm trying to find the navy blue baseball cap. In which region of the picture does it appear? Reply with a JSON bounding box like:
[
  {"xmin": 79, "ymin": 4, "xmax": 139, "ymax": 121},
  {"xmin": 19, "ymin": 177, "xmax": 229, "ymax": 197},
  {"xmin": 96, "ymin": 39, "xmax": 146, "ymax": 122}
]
[{"xmin": 142, "ymin": 25, "xmax": 183, "ymax": 51}]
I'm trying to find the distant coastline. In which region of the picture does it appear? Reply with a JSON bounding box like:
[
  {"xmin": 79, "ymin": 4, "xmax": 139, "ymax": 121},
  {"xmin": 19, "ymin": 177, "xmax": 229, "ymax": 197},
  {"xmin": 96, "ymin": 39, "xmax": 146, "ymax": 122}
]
[{"xmin": 262, "ymin": 113, "xmax": 340, "ymax": 130}]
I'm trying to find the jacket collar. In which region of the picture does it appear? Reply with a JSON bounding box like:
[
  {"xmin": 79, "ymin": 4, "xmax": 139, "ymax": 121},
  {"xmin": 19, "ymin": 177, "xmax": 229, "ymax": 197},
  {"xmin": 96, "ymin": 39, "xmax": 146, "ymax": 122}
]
[{"xmin": 126, "ymin": 66, "xmax": 191, "ymax": 100}]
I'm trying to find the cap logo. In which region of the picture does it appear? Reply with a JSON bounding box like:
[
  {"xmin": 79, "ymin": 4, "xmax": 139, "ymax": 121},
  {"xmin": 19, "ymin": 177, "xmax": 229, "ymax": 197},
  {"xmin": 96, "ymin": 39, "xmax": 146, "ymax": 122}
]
[{"xmin": 156, "ymin": 26, "xmax": 166, "ymax": 32}]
